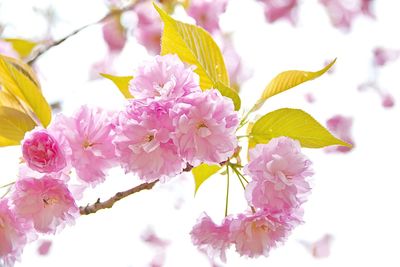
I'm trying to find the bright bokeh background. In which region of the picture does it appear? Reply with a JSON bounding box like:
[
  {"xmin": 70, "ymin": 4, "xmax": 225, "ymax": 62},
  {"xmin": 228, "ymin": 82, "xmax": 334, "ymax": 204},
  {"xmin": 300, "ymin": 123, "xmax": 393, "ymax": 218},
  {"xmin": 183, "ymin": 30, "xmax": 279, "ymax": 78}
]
[{"xmin": 1, "ymin": 0, "xmax": 400, "ymax": 266}]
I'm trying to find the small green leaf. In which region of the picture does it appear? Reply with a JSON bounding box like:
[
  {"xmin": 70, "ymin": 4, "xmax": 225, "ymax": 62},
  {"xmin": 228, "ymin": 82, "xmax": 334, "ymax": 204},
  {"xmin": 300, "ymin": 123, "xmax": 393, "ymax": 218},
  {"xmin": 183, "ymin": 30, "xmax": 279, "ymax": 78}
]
[
  {"xmin": 0, "ymin": 106, "xmax": 36, "ymax": 146},
  {"xmin": 249, "ymin": 108, "xmax": 350, "ymax": 148},
  {"xmin": 100, "ymin": 73, "xmax": 133, "ymax": 99},
  {"xmin": 253, "ymin": 59, "xmax": 336, "ymax": 111},
  {"xmin": 214, "ymin": 81, "xmax": 241, "ymax": 110},
  {"xmin": 4, "ymin": 38, "xmax": 38, "ymax": 58},
  {"xmin": 0, "ymin": 55, "xmax": 51, "ymax": 127},
  {"xmin": 154, "ymin": 3, "xmax": 230, "ymax": 90},
  {"xmin": 192, "ymin": 163, "xmax": 222, "ymax": 195}
]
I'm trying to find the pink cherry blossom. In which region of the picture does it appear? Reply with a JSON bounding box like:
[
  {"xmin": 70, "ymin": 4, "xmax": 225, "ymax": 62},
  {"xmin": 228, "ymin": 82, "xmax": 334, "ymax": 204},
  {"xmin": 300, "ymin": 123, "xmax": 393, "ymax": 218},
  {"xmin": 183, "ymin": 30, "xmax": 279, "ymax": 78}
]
[
  {"xmin": 50, "ymin": 106, "xmax": 117, "ymax": 185},
  {"xmin": 244, "ymin": 137, "xmax": 312, "ymax": 212},
  {"xmin": 319, "ymin": 0, "xmax": 374, "ymax": 30},
  {"xmin": 0, "ymin": 40, "xmax": 19, "ymax": 58},
  {"xmin": 325, "ymin": 115, "xmax": 354, "ymax": 153},
  {"xmin": 22, "ymin": 128, "xmax": 67, "ymax": 174},
  {"xmin": 187, "ymin": 0, "xmax": 228, "ymax": 33},
  {"xmin": 0, "ymin": 200, "xmax": 29, "ymax": 267},
  {"xmin": 114, "ymin": 99, "xmax": 185, "ymax": 181},
  {"xmin": 134, "ymin": 2, "xmax": 162, "ymax": 54},
  {"xmin": 229, "ymin": 210, "xmax": 301, "ymax": 258},
  {"xmin": 171, "ymin": 89, "xmax": 239, "ymax": 166},
  {"xmin": 11, "ymin": 176, "xmax": 78, "ymax": 234},
  {"xmin": 258, "ymin": 0, "xmax": 298, "ymax": 25},
  {"xmin": 381, "ymin": 93, "xmax": 395, "ymax": 108},
  {"xmin": 190, "ymin": 213, "xmax": 232, "ymax": 262},
  {"xmin": 129, "ymin": 54, "xmax": 201, "ymax": 100},
  {"xmin": 373, "ymin": 47, "xmax": 400, "ymax": 67},
  {"xmin": 102, "ymin": 16, "xmax": 126, "ymax": 52}
]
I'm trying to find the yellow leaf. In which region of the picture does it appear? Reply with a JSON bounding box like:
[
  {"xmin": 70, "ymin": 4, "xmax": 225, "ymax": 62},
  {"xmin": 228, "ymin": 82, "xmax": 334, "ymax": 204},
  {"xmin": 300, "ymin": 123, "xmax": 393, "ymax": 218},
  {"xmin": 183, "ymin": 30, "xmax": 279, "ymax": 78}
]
[
  {"xmin": 0, "ymin": 87, "xmax": 26, "ymax": 113},
  {"xmin": 4, "ymin": 38, "xmax": 38, "ymax": 58},
  {"xmin": 214, "ymin": 81, "xmax": 241, "ymax": 110},
  {"xmin": 0, "ymin": 55, "xmax": 52, "ymax": 127},
  {"xmin": 0, "ymin": 106, "xmax": 36, "ymax": 146},
  {"xmin": 253, "ymin": 59, "xmax": 336, "ymax": 112},
  {"xmin": 192, "ymin": 163, "xmax": 221, "ymax": 195},
  {"xmin": 100, "ymin": 73, "xmax": 133, "ymax": 99},
  {"xmin": 249, "ymin": 108, "xmax": 350, "ymax": 148},
  {"xmin": 154, "ymin": 3, "xmax": 230, "ymax": 90}
]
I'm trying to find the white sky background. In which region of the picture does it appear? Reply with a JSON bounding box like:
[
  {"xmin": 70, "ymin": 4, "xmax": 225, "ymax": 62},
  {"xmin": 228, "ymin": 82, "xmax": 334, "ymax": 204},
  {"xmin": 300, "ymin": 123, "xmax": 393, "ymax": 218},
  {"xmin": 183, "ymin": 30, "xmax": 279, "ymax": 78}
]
[{"xmin": 1, "ymin": 0, "xmax": 400, "ymax": 266}]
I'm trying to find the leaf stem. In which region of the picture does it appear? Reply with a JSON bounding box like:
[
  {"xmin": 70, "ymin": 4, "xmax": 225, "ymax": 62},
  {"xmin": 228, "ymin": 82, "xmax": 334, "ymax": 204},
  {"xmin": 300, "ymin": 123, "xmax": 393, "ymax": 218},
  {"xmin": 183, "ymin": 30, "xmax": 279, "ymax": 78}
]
[{"xmin": 224, "ymin": 165, "xmax": 230, "ymax": 217}]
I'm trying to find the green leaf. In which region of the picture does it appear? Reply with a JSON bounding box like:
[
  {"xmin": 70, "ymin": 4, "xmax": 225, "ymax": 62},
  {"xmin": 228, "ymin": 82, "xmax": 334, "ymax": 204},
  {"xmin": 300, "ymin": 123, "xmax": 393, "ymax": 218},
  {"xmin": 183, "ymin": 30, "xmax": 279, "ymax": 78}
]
[
  {"xmin": 4, "ymin": 38, "xmax": 38, "ymax": 58},
  {"xmin": 154, "ymin": 3, "xmax": 230, "ymax": 90},
  {"xmin": 0, "ymin": 106, "xmax": 36, "ymax": 146},
  {"xmin": 100, "ymin": 73, "xmax": 133, "ymax": 98},
  {"xmin": 249, "ymin": 108, "xmax": 350, "ymax": 148},
  {"xmin": 214, "ymin": 81, "xmax": 241, "ymax": 110},
  {"xmin": 253, "ymin": 59, "xmax": 336, "ymax": 111},
  {"xmin": 192, "ymin": 163, "xmax": 222, "ymax": 195},
  {"xmin": 0, "ymin": 55, "xmax": 51, "ymax": 127}
]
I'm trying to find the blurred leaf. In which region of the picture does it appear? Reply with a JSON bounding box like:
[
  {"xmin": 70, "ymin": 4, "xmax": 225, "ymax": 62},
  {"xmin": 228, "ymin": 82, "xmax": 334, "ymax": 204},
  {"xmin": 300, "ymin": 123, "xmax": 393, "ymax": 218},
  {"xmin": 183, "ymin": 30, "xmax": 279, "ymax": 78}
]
[
  {"xmin": 214, "ymin": 81, "xmax": 241, "ymax": 110},
  {"xmin": 100, "ymin": 73, "xmax": 133, "ymax": 98},
  {"xmin": 4, "ymin": 38, "xmax": 38, "ymax": 58},
  {"xmin": 253, "ymin": 59, "xmax": 336, "ymax": 111},
  {"xmin": 154, "ymin": 3, "xmax": 230, "ymax": 90},
  {"xmin": 0, "ymin": 87, "xmax": 26, "ymax": 113},
  {"xmin": 0, "ymin": 106, "xmax": 36, "ymax": 146},
  {"xmin": 0, "ymin": 55, "xmax": 51, "ymax": 127},
  {"xmin": 192, "ymin": 163, "xmax": 221, "ymax": 195},
  {"xmin": 249, "ymin": 108, "xmax": 350, "ymax": 148}
]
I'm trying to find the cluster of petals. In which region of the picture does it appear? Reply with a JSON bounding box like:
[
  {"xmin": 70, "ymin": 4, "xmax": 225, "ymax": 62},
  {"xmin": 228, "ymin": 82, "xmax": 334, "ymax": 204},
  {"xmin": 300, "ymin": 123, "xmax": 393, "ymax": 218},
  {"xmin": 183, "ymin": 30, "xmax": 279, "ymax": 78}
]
[
  {"xmin": 325, "ymin": 115, "xmax": 354, "ymax": 153},
  {"xmin": 319, "ymin": 0, "xmax": 374, "ymax": 30},
  {"xmin": 244, "ymin": 137, "xmax": 313, "ymax": 212},
  {"xmin": 134, "ymin": 1, "xmax": 162, "ymax": 54},
  {"xmin": 258, "ymin": 0, "xmax": 298, "ymax": 25},
  {"xmin": 187, "ymin": 0, "xmax": 228, "ymax": 33}
]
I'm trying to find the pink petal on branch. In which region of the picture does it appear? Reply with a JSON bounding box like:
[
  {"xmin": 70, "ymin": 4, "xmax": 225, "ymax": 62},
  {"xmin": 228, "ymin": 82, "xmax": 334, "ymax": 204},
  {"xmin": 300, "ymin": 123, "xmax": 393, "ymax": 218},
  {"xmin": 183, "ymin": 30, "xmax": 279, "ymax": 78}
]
[
  {"xmin": 381, "ymin": 93, "xmax": 395, "ymax": 109},
  {"xmin": 102, "ymin": 16, "xmax": 126, "ymax": 52},
  {"xmin": 134, "ymin": 2, "xmax": 162, "ymax": 54},
  {"xmin": 258, "ymin": 0, "xmax": 298, "ymax": 25},
  {"xmin": 187, "ymin": 0, "xmax": 228, "ymax": 33},
  {"xmin": 373, "ymin": 47, "xmax": 400, "ymax": 67}
]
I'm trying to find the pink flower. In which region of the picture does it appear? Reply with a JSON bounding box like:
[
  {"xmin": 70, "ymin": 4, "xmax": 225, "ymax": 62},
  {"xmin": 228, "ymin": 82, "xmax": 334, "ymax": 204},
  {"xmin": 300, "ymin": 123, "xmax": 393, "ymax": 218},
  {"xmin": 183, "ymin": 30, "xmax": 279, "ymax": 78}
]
[
  {"xmin": 171, "ymin": 89, "xmax": 239, "ymax": 166},
  {"xmin": 229, "ymin": 210, "xmax": 301, "ymax": 258},
  {"xmin": 319, "ymin": 0, "xmax": 374, "ymax": 30},
  {"xmin": 187, "ymin": 0, "xmax": 228, "ymax": 33},
  {"xmin": 11, "ymin": 176, "xmax": 78, "ymax": 234},
  {"xmin": 0, "ymin": 200, "xmax": 29, "ymax": 267},
  {"xmin": 50, "ymin": 106, "xmax": 117, "ymax": 185},
  {"xmin": 129, "ymin": 54, "xmax": 201, "ymax": 100},
  {"xmin": 0, "ymin": 40, "xmax": 19, "ymax": 58},
  {"xmin": 190, "ymin": 213, "xmax": 232, "ymax": 262},
  {"xmin": 134, "ymin": 2, "xmax": 162, "ymax": 54},
  {"xmin": 382, "ymin": 93, "xmax": 395, "ymax": 109},
  {"xmin": 244, "ymin": 137, "xmax": 312, "ymax": 212},
  {"xmin": 22, "ymin": 128, "xmax": 67, "ymax": 174},
  {"xmin": 325, "ymin": 115, "xmax": 354, "ymax": 153},
  {"xmin": 258, "ymin": 0, "xmax": 298, "ymax": 25},
  {"xmin": 114, "ymin": 99, "xmax": 185, "ymax": 181},
  {"xmin": 102, "ymin": 16, "xmax": 126, "ymax": 52},
  {"xmin": 373, "ymin": 47, "xmax": 400, "ymax": 67}
]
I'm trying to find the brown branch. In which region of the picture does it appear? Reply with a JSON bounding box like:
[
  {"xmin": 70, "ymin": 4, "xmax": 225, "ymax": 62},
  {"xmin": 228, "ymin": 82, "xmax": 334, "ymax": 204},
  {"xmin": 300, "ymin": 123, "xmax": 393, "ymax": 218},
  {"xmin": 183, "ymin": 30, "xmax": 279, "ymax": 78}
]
[{"xmin": 79, "ymin": 179, "xmax": 158, "ymax": 215}]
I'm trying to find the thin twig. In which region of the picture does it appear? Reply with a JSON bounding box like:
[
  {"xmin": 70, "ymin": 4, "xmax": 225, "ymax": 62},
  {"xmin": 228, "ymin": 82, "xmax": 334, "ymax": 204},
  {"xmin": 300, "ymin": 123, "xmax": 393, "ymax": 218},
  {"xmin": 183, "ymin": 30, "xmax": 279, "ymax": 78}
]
[{"xmin": 79, "ymin": 179, "xmax": 158, "ymax": 215}]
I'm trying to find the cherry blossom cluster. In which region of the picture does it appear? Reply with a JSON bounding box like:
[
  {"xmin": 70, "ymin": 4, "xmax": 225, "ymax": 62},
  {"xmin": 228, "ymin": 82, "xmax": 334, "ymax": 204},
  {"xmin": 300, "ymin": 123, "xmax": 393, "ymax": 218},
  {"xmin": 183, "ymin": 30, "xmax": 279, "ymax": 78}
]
[
  {"xmin": 191, "ymin": 137, "xmax": 313, "ymax": 260},
  {"xmin": 0, "ymin": 54, "xmax": 239, "ymax": 266}
]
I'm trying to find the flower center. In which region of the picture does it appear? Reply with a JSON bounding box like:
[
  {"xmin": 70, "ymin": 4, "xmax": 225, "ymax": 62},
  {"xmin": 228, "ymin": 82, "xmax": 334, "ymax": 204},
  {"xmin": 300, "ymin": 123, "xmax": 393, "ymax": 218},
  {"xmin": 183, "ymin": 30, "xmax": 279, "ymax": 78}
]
[
  {"xmin": 146, "ymin": 134, "xmax": 154, "ymax": 142},
  {"xmin": 43, "ymin": 196, "xmax": 58, "ymax": 206},
  {"xmin": 83, "ymin": 139, "xmax": 93, "ymax": 149}
]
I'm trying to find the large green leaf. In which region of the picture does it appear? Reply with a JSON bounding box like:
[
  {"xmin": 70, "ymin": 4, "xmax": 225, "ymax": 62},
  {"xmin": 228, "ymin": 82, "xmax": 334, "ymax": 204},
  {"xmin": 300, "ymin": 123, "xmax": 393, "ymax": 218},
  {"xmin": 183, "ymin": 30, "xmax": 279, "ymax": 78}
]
[
  {"xmin": 252, "ymin": 59, "xmax": 336, "ymax": 111},
  {"xmin": 154, "ymin": 3, "xmax": 230, "ymax": 90},
  {"xmin": 214, "ymin": 81, "xmax": 241, "ymax": 110},
  {"xmin": 0, "ymin": 55, "xmax": 51, "ymax": 127},
  {"xmin": 0, "ymin": 106, "xmax": 36, "ymax": 146},
  {"xmin": 100, "ymin": 73, "xmax": 133, "ymax": 98},
  {"xmin": 192, "ymin": 163, "xmax": 222, "ymax": 195},
  {"xmin": 249, "ymin": 108, "xmax": 350, "ymax": 148}
]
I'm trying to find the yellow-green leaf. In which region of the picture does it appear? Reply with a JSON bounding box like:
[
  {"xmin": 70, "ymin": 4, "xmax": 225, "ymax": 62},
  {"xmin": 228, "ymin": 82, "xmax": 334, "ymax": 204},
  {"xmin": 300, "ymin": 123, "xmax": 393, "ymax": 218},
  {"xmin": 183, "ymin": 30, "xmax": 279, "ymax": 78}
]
[
  {"xmin": 154, "ymin": 3, "xmax": 230, "ymax": 90},
  {"xmin": 214, "ymin": 81, "xmax": 241, "ymax": 110},
  {"xmin": 253, "ymin": 59, "xmax": 336, "ymax": 111},
  {"xmin": 0, "ymin": 87, "xmax": 26, "ymax": 113},
  {"xmin": 4, "ymin": 38, "xmax": 38, "ymax": 58},
  {"xmin": 249, "ymin": 108, "xmax": 350, "ymax": 148},
  {"xmin": 0, "ymin": 55, "xmax": 51, "ymax": 127},
  {"xmin": 192, "ymin": 163, "xmax": 221, "ymax": 195},
  {"xmin": 100, "ymin": 73, "xmax": 133, "ymax": 98},
  {"xmin": 0, "ymin": 106, "xmax": 36, "ymax": 146}
]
